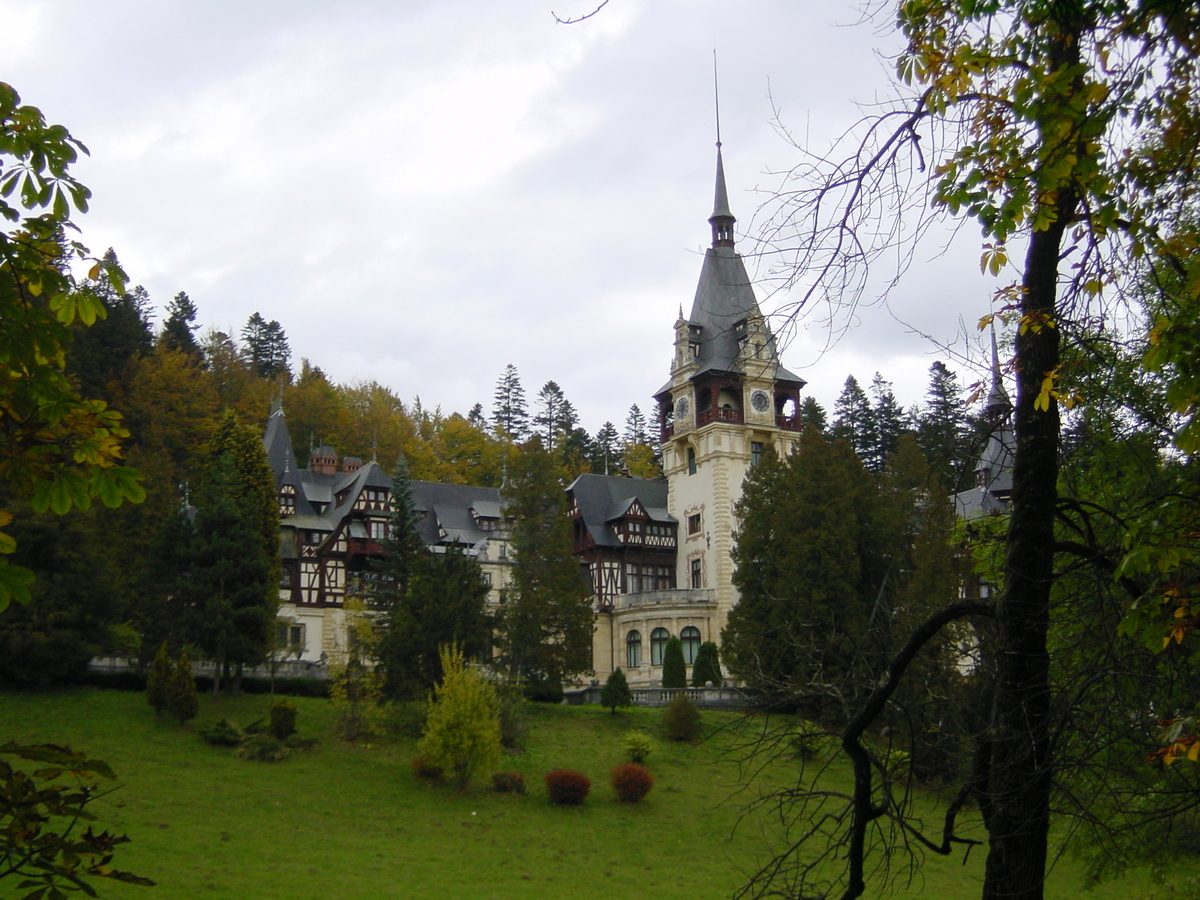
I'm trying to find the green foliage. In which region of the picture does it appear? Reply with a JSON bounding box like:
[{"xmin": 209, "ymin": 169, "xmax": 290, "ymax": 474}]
[
  {"xmin": 145, "ymin": 643, "xmax": 172, "ymax": 715},
  {"xmin": 611, "ymin": 763, "xmax": 653, "ymax": 803},
  {"xmin": 495, "ymin": 437, "xmax": 595, "ymax": 687},
  {"xmin": 544, "ymin": 769, "xmax": 590, "ymax": 806},
  {"xmin": 197, "ymin": 719, "xmax": 244, "ymax": 747},
  {"xmin": 662, "ymin": 695, "xmax": 701, "ymax": 742},
  {"xmin": 0, "ymin": 741, "xmax": 154, "ymax": 898},
  {"xmin": 624, "ymin": 730, "xmax": 653, "ymax": 764},
  {"xmin": 0, "ymin": 83, "xmax": 145, "ymax": 612},
  {"xmin": 495, "ymin": 681, "xmax": 528, "ymax": 749},
  {"xmin": 236, "ymin": 733, "xmax": 290, "ymax": 763},
  {"xmin": 417, "ymin": 645, "xmax": 502, "ymax": 791},
  {"xmin": 167, "ymin": 651, "xmax": 199, "ymax": 726},
  {"xmin": 409, "ymin": 755, "xmax": 443, "ymax": 781},
  {"xmin": 328, "ymin": 596, "xmax": 386, "ymax": 742},
  {"xmin": 690, "ymin": 642, "xmax": 721, "ymax": 688},
  {"xmin": 269, "ymin": 698, "xmax": 298, "ymax": 741},
  {"xmin": 600, "ymin": 668, "xmax": 632, "ymax": 714},
  {"xmin": 661, "ymin": 636, "xmax": 686, "ymax": 688}
]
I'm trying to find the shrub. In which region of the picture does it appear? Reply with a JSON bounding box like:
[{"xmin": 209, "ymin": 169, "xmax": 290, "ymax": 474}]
[
  {"xmin": 491, "ymin": 771, "xmax": 526, "ymax": 794},
  {"xmin": 663, "ymin": 694, "xmax": 701, "ymax": 741},
  {"xmin": 409, "ymin": 755, "xmax": 443, "ymax": 781},
  {"xmin": 387, "ymin": 702, "xmax": 428, "ymax": 739},
  {"xmin": 146, "ymin": 643, "xmax": 171, "ymax": 715},
  {"xmin": 417, "ymin": 645, "xmax": 502, "ymax": 790},
  {"xmin": 624, "ymin": 730, "xmax": 654, "ymax": 764},
  {"xmin": 661, "ymin": 636, "xmax": 686, "ymax": 689},
  {"xmin": 611, "ymin": 763, "xmax": 654, "ymax": 803},
  {"xmin": 690, "ymin": 641, "xmax": 722, "ymax": 688},
  {"xmin": 496, "ymin": 682, "xmax": 528, "ymax": 749},
  {"xmin": 236, "ymin": 733, "xmax": 290, "ymax": 762},
  {"xmin": 524, "ymin": 678, "xmax": 564, "ymax": 704},
  {"xmin": 600, "ymin": 668, "xmax": 632, "ymax": 714},
  {"xmin": 198, "ymin": 719, "xmax": 244, "ymax": 746},
  {"xmin": 269, "ymin": 698, "xmax": 297, "ymax": 740},
  {"xmin": 166, "ymin": 651, "xmax": 199, "ymax": 725},
  {"xmin": 545, "ymin": 769, "xmax": 590, "ymax": 806}
]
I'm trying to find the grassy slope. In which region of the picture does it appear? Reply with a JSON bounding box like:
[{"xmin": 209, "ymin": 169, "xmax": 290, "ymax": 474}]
[{"xmin": 0, "ymin": 689, "xmax": 1151, "ymax": 900}]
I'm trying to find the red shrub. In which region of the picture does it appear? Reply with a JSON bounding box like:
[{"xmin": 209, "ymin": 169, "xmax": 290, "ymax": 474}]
[
  {"xmin": 611, "ymin": 763, "xmax": 654, "ymax": 803},
  {"xmin": 545, "ymin": 769, "xmax": 590, "ymax": 805}
]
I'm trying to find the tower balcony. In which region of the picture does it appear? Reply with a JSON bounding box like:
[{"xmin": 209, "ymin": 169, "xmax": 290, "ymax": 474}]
[
  {"xmin": 776, "ymin": 414, "xmax": 801, "ymax": 432},
  {"xmin": 697, "ymin": 407, "xmax": 743, "ymax": 427}
]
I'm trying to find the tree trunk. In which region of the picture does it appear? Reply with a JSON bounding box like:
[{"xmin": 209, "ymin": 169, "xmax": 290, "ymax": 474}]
[{"xmin": 982, "ymin": 197, "xmax": 1074, "ymax": 900}]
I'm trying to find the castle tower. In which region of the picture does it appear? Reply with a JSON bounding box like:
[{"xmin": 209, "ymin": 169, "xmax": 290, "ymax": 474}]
[{"xmin": 654, "ymin": 144, "xmax": 807, "ymax": 633}]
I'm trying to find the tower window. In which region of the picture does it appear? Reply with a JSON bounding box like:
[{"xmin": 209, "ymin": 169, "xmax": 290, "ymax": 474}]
[
  {"xmin": 687, "ymin": 514, "xmax": 702, "ymax": 535},
  {"xmin": 690, "ymin": 559, "xmax": 703, "ymax": 589},
  {"xmin": 687, "ymin": 447, "xmax": 697, "ymax": 475},
  {"xmin": 751, "ymin": 441, "xmax": 764, "ymax": 468}
]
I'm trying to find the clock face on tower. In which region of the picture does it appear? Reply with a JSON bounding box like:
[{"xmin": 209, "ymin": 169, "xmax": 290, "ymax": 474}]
[
  {"xmin": 750, "ymin": 390, "xmax": 771, "ymax": 413},
  {"xmin": 675, "ymin": 396, "xmax": 689, "ymax": 420}
]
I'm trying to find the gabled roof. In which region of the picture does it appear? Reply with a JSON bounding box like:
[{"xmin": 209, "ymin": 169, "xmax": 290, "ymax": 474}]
[
  {"xmin": 567, "ymin": 473, "xmax": 674, "ymax": 548},
  {"xmin": 410, "ymin": 480, "xmax": 504, "ymax": 549}
]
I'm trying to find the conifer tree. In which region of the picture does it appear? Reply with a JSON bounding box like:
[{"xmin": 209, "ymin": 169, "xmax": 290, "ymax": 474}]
[
  {"xmin": 160, "ymin": 291, "xmax": 200, "ymax": 357},
  {"xmin": 533, "ymin": 380, "xmax": 577, "ymax": 446},
  {"xmin": 146, "ymin": 642, "xmax": 172, "ymax": 715},
  {"xmin": 242, "ymin": 312, "xmax": 291, "ymax": 381},
  {"xmin": 868, "ymin": 373, "xmax": 908, "ymax": 471},
  {"xmin": 600, "ymin": 668, "xmax": 632, "ymax": 714},
  {"xmin": 690, "ymin": 642, "xmax": 721, "ymax": 688},
  {"xmin": 491, "ymin": 364, "xmax": 529, "ymax": 441},
  {"xmin": 722, "ymin": 429, "xmax": 873, "ymax": 710},
  {"xmin": 797, "ymin": 396, "xmax": 828, "ymax": 434},
  {"xmin": 591, "ymin": 421, "xmax": 620, "ymax": 474},
  {"xmin": 494, "ymin": 438, "xmax": 595, "ymax": 692},
  {"xmin": 661, "ymin": 636, "xmax": 686, "ymax": 689},
  {"xmin": 831, "ymin": 376, "xmax": 875, "ymax": 465},
  {"xmin": 916, "ymin": 361, "xmax": 971, "ymax": 491},
  {"xmin": 167, "ymin": 650, "xmax": 199, "ymax": 725},
  {"xmin": 623, "ymin": 404, "xmax": 649, "ymax": 446}
]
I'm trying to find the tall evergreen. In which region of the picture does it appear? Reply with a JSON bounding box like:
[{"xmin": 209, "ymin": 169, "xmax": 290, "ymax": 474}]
[
  {"xmin": 661, "ymin": 636, "xmax": 686, "ymax": 688},
  {"xmin": 495, "ymin": 438, "xmax": 595, "ymax": 692},
  {"xmin": 491, "ymin": 363, "xmax": 529, "ymax": 440},
  {"xmin": 797, "ymin": 396, "xmax": 828, "ymax": 434},
  {"xmin": 185, "ymin": 453, "xmax": 276, "ymax": 693},
  {"xmin": 242, "ymin": 312, "xmax": 291, "ymax": 381},
  {"xmin": 868, "ymin": 373, "xmax": 908, "ymax": 471},
  {"xmin": 722, "ymin": 430, "xmax": 873, "ymax": 710},
  {"xmin": 916, "ymin": 361, "xmax": 972, "ymax": 491},
  {"xmin": 831, "ymin": 376, "xmax": 875, "ymax": 465},
  {"xmin": 66, "ymin": 249, "xmax": 154, "ymax": 398},
  {"xmin": 591, "ymin": 421, "xmax": 620, "ymax": 474},
  {"xmin": 533, "ymin": 380, "xmax": 578, "ymax": 446},
  {"xmin": 160, "ymin": 291, "xmax": 201, "ymax": 357},
  {"xmin": 623, "ymin": 404, "xmax": 650, "ymax": 446},
  {"xmin": 208, "ymin": 411, "xmax": 281, "ymax": 592}
]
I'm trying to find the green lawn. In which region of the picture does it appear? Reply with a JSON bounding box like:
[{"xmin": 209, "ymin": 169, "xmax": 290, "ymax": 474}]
[{"xmin": 0, "ymin": 689, "xmax": 1157, "ymax": 899}]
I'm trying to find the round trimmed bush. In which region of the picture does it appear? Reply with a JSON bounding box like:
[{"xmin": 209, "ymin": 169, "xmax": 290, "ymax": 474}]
[
  {"xmin": 611, "ymin": 763, "xmax": 654, "ymax": 803},
  {"xmin": 545, "ymin": 769, "xmax": 590, "ymax": 805}
]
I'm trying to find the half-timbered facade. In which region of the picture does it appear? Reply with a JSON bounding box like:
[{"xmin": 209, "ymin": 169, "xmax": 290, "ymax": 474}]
[{"xmin": 263, "ymin": 406, "xmax": 511, "ymax": 663}]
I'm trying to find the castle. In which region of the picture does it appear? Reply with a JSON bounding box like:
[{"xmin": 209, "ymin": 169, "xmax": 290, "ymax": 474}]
[{"xmin": 263, "ymin": 145, "xmax": 815, "ymax": 685}]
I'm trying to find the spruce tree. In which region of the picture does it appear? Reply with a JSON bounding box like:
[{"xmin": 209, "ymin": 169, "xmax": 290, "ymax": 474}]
[
  {"xmin": 868, "ymin": 373, "xmax": 908, "ymax": 471},
  {"xmin": 167, "ymin": 651, "xmax": 199, "ymax": 725},
  {"xmin": 591, "ymin": 421, "xmax": 620, "ymax": 474},
  {"xmin": 146, "ymin": 642, "xmax": 172, "ymax": 715},
  {"xmin": 242, "ymin": 312, "xmax": 291, "ymax": 381},
  {"xmin": 600, "ymin": 668, "xmax": 632, "ymax": 714},
  {"xmin": 161, "ymin": 291, "xmax": 200, "ymax": 357},
  {"xmin": 831, "ymin": 375, "xmax": 875, "ymax": 465},
  {"xmin": 722, "ymin": 428, "xmax": 873, "ymax": 710},
  {"xmin": 495, "ymin": 438, "xmax": 595, "ymax": 692},
  {"xmin": 916, "ymin": 361, "xmax": 971, "ymax": 491},
  {"xmin": 491, "ymin": 364, "xmax": 529, "ymax": 441},
  {"xmin": 661, "ymin": 636, "xmax": 686, "ymax": 689}
]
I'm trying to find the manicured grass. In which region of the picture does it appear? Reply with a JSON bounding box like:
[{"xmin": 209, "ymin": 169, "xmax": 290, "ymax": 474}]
[{"xmin": 0, "ymin": 689, "xmax": 1155, "ymax": 899}]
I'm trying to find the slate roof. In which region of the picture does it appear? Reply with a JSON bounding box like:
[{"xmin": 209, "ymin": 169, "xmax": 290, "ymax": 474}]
[
  {"xmin": 410, "ymin": 480, "xmax": 504, "ymax": 551},
  {"xmin": 567, "ymin": 473, "xmax": 675, "ymax": 549}
]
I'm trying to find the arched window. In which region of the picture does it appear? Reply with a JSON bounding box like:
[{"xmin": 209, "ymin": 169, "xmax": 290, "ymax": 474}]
[
  {"xmin": 681, "ymin": 626, "xmax": 701, "ymax": 665},
  {"xmin": 626, "ymin": 630, "xmax": 642, "ymax": 669},
  {"xmin": 651, "ymin": 627, "xmax": 670, "ymax": 666}
]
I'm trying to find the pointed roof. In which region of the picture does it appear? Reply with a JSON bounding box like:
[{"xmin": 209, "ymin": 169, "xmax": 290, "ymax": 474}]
[
  {"xmin": 567, "ymin": 473, "xmax": 674, "ymax": 549},
  {"xmin": 669, "ymin": 145, "xmax": 805, "ymax": 387}
]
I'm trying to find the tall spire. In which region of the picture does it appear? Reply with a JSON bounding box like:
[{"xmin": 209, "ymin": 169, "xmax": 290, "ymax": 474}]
[
  {"xmin": 709, "ymin": 54, "xmax": 735, "ymax": 249},
  {"xmin": 984, "ymin": 326, "xmax": 1012, "ymax": 423}
]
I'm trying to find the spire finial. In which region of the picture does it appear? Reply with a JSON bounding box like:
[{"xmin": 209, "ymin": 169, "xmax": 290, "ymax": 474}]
[{"xmin": 713, "ymin": 50, "xmax": 721, "ymax": 149}]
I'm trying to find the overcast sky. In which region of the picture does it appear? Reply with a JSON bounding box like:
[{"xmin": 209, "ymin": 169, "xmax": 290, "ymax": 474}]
[{"xmin": 3, "ymin": 0, "xmax": 997, "ymax": 433}]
